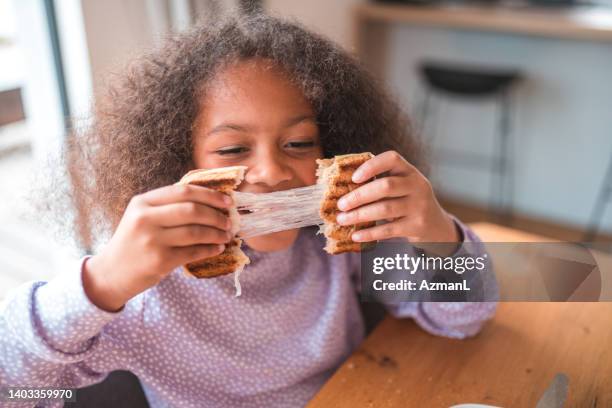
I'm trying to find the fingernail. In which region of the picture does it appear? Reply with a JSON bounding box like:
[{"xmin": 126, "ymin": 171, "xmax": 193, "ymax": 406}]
[
  {"xmin": 226, "ymin": 218, "xmax": 232, "ymax": 230},
  {"xmin": 336, "ymin": 213, "xmax": 348, "ymax": 225},
  {"xmin": 352, "ymin": 232, "xmax": 362, "ymax": 241},
  {"xmin": 217, "ymin": 244, "xmax": 226, "ymax": 252},
  {"xmin": 225, "ymin": 231, "xmax": 232, "ymax": 241},
  {"xmin": 224, "ymin": 195, "xmax": 233, "ymax": 206},
  {"xmin": 352, "ymin": 170, "xmax": 363, "ymax": 183},
  {"xmin": 337, "ymin": 198, "xmax": 347, "ymax": 211}
]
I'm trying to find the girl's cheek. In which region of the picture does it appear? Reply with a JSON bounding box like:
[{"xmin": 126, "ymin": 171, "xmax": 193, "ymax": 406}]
[{"xmin": 299, "ymin": 161, "xmax": 320, "ymax": 185}]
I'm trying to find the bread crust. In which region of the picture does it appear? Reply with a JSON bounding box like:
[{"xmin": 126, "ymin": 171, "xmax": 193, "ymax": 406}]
[
  {"xmin": 177, "ymin": 166, "xmax": 250, "ymax": 278},
  {"xmin": 316, "ymin": 152, "xmax": 375, "ymax": 254}
]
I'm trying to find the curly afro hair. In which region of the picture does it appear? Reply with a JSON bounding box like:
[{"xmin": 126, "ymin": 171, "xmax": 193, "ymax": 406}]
[{"xmin": 65, "ymin": 12, "xmax": 425, "ymax": 251}]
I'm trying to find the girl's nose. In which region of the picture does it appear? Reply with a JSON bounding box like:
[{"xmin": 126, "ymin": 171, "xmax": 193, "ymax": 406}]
[{"xmin": 244, "ymin": 153, "xmax": 293, "ymax": 187}]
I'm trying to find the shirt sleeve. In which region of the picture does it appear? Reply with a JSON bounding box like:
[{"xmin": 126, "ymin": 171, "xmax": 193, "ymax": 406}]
[
  {"xmin": 384, "ymin": 214, "xmax": 499, "ymax": 339},
  {"xmin": 0, "ymin": 256, "xmax": 144, "ymax": 407}
]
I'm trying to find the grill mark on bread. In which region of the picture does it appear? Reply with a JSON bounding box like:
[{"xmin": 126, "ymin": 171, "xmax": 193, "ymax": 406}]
[
  {"xmin": 325, "ymin": 240, "xmax": 361, "ymax": 253},
  {"xmin": 320, "ymin": 199, "xmax": 339, "ymax": 213},
  {"xmin": 177, "ymin": 166, "xmax": 249, "ymax": 279},
  {"xmin": 189, "ymin": 179, "xmax": 237, "ymax": 194},
  {"xmin": 325, "ymin": 225, "xmax": 355, "ymax": 240},
  {"xmin": 317, "ymin": 152, "xmax": 375, "ymax": 254},
  {"xmin": 184, "ymin": 263, "xmax": 239, "ymax": 278},
  {"xmin": 328, "ymin": 181, "xmax": 353, "ymax": 188},
  {"xmin": 186, "ymin": 256, "xmax": 240, "ymax": 269},
  {"xmin": 338, "ymin": 164, "xmax": 361, "ymax": 172}
]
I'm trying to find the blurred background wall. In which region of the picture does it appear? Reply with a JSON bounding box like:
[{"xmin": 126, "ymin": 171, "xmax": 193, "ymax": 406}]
[
  {"xmin": 264, "ymin": 0, "xmax": 612, "ymax": 241},
  {"xmin": 265, "ymin": 0, "xmax": 364, "ymax": 50}
]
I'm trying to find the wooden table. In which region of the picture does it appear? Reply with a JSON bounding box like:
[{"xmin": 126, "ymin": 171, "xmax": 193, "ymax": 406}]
[
  {"xmin": 308, "ymin": 223, "xmax": 612, "ymax": 407},
  {"xmin": 353, "ymin": 2, "xmax": 612, "ymax": 79}
]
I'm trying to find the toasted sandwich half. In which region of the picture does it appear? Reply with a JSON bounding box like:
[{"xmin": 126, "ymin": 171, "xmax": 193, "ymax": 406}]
[
  {"xmin": 316, "ymin": 152, "xmax": 375, "ymax": 254},
  {"xmin": 177, "ymin": 166, "xmax": 250, "ymax": 279}
]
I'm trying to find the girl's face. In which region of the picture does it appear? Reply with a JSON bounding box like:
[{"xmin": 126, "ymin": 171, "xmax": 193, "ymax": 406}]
[{"xmin": 192, "ymin": 58, "xmax": 323, "ymax": 251}]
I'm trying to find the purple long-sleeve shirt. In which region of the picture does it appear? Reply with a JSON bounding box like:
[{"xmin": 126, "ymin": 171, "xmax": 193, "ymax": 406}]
[{"xmin": 0, "ymin": 216, "xmax": 497, "ymax": 407}]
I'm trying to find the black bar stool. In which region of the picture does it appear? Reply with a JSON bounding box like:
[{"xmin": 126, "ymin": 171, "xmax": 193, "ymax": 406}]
[
  {"xmin": 418, "ymin": 61, "xmax": 522, "ymax": 220},
  {"xmin": 584, "ymin": 155, "xmax": 612, "ymax": 241}
]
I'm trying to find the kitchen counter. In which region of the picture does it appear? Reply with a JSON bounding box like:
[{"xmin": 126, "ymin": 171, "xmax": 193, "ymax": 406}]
[{"xmin": 355, "ymin": 2, "xmax": 612, "ymax": 43}]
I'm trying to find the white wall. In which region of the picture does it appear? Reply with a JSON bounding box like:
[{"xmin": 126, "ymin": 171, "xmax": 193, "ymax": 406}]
[
  {"xmin": 383, "ymin": 26, "xmax": 612, "ymax": 233},
  {"xmin": 80, "ymin": 0, "xmax": 156, "ymax": 96},
  {"xmin": 67, "ymin": 0, "xmax": 240, "ymax": 101},
  {"xmin": 264, "ymin": 0, "xmax": 364, "ymax": 50}
]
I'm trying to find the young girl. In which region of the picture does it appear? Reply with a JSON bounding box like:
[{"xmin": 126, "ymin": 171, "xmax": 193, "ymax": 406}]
[{"xmin": 0, "ymin": 13, "xmax": 497, "ymax": 408}]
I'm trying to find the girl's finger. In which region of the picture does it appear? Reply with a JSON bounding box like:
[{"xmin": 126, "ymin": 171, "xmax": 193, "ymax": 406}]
[
  {"xmin": 336, "ymin": 198, "xmax": 408, "ymax": 226},
  {"xmin": 139, "ymin": 184, "xmax": 233, "ymax": 209},
  {"xmin": 351, "ymin": 219, "xmax": 407, "ymax": 242},
  {"xmin": 148, "ymin": 202, "xmax": 231, "ymax": 231},
  {"xmin": 352, "ymin": 151, "xmax": 417, "ymax": 183},
  {"xmin": 159, "ymin": 224, "xmax": 232, "ymax": 247},
  {"xmin": 337, "ymin": 176, "xmax": 412, "ymax": 212},
  {"xmin": 171, "ymin": 243, "xmax": 227, "ymax": 265}
]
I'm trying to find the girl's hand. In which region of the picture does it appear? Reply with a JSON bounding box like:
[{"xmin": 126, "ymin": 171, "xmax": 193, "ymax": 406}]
[
  {"xmin": 84, "ymin": 184, "xmax": 233, "ymax": 312},
  {"xmin": 335, "ymin": 150, "xmax": 460, "ymax": 250}
]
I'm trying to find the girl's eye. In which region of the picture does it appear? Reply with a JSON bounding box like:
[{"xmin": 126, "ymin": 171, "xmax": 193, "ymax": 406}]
[
  {"xmin": 216, "ymin": 146, "xmax": 248, "ymax": 155},
  {"xmin": 285, "ymin": 141, "xmax": 315, "ymax": 149}
]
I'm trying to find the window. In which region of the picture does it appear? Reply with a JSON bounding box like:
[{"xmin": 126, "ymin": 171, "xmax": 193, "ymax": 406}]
[{"xmin": 0, "ymin": 0, "xmax": 74, "ymax": 300}]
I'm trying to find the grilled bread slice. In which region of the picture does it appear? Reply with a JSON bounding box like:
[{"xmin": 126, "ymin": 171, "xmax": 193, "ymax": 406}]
[
  {"xmin": 177, "ymin": 166, "xmax": 250, "ymax": 278},
  {"xmin": 316, "ymin": 152, "xmax": 375, "ymax": 254}
]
